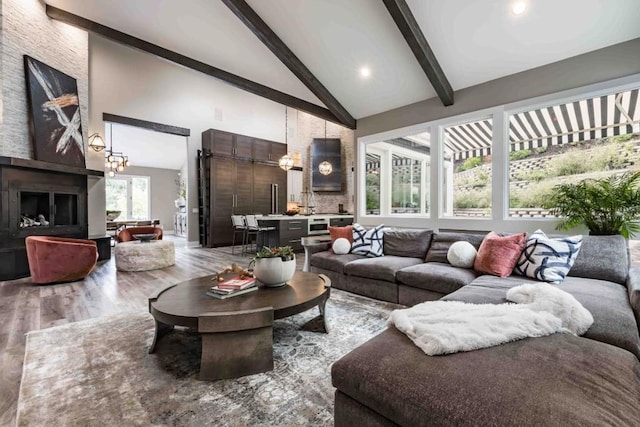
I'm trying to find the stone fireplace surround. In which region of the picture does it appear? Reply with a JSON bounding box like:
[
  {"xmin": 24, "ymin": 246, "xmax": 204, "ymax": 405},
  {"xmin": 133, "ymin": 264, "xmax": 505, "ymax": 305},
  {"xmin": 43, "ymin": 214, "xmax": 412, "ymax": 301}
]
[{"xmin": 0, "ymin": 157, "xmax": 102, "ymax": 280}]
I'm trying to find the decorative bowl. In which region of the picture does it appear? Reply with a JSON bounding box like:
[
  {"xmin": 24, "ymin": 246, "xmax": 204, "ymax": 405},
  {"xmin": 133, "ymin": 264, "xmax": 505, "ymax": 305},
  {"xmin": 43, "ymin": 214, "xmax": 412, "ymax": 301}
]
[
  {"xmin": 106, "ymin": 210, "xmax": 121, "ymax": 221},
  {"xmin": 132, "ymin": 233, "xmax": 157, "ymax": 243}
]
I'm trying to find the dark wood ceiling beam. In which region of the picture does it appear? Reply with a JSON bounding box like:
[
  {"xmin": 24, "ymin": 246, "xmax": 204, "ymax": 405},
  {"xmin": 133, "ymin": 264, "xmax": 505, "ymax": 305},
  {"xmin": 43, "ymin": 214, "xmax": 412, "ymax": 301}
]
[
  {"xmin": 45, "ymin": 5, "xmax": 353, "ymax": 129},
  {"xmin": 221, "ymin": 0, "xmax": 356, "ymax": 129},
  {"xmin": 382, "ymin": 0, "xmax": 454, "ymax": 106}
]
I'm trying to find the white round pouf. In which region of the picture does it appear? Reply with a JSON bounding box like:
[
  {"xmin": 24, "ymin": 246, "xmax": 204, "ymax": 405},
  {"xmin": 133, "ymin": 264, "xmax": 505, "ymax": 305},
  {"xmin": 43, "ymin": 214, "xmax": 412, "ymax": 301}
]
[
  {"xmin": 115, "ymin": 240, "xmax": 175, "ymax": 271},
  {"xmin": 447, "ymin": 241, "xmax": 477, "ymax": 268},
  {"xmin": 332, "ymin": 238, "xmax": 351, "ymax": 255}
]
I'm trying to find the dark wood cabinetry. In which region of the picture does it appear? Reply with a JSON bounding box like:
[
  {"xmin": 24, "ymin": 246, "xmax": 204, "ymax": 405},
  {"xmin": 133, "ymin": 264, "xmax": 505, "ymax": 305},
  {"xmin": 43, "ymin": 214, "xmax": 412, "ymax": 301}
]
[{"xmin": 201, "ymin": 129, "xmax": 287, "ymax": 247}]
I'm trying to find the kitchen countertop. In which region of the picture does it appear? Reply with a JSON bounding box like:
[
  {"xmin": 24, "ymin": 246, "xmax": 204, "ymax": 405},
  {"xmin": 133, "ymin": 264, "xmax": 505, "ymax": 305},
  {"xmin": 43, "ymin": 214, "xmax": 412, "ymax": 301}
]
[{"xmin": 259, "ymin": 214, "xmax": 353, "ymax": 221}]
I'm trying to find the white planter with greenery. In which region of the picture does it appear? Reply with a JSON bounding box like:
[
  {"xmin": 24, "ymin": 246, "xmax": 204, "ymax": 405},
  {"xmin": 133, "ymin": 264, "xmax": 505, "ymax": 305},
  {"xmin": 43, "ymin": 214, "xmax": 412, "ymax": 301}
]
[{"xmin": 251, "ymin": 246, "xmax": 296, "ymax": 287}]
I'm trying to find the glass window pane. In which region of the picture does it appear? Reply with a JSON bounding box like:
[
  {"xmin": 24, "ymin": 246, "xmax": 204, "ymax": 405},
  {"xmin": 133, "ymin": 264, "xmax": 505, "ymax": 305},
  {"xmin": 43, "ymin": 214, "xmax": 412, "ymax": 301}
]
[
  {"xmin": 131, "ymin": 177, "xmax": 149, "ymax": 220},
  {"xmin": 105, "ymin": 178, "xmax": 127, "ymax": 219},
  {"xmin": 391, "ymin": 155, "xmax": 421, "ymax": 214},
  {"xmin": 508, "ymin": 87, "xmax": 640, "ymax": 218},
  {"xmin": 365, "ymin": 153, "xmax": 380, "ymax": 215},
  {"xmin": 443, "ymin": 119, "xmax": 493, "ymax": 218}
]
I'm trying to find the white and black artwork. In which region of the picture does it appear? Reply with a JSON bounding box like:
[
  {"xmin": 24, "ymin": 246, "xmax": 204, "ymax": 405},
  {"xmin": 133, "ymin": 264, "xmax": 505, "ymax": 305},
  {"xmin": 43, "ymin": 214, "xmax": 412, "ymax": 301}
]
[{"xmin": 24, "ymin": 56, "xmax": 85, "ymax": 167}]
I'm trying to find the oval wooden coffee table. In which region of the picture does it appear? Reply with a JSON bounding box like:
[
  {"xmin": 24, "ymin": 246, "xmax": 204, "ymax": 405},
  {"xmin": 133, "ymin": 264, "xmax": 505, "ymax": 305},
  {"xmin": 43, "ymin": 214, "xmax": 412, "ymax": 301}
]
[{"xmin": 148, "ymin": 271, "xmax": 330, "ymax": 380}]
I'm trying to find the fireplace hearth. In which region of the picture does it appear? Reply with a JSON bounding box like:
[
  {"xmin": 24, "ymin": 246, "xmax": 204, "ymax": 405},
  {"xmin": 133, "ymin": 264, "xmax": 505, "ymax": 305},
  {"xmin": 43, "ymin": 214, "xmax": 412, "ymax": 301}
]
[{"xmin": 0, "ymin": 156, "xmax": 103, "ymax": 280}]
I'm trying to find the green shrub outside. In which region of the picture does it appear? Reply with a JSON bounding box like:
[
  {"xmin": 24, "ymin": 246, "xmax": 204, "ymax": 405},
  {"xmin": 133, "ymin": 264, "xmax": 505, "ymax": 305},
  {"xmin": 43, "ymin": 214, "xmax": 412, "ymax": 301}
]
[
  {"xmin": 456, "ymin": 157, "xmax": 482, "ymax": 172},
  {"xmin": 509, "ymin": 149, "xmax": 532, "ymax": 161}
]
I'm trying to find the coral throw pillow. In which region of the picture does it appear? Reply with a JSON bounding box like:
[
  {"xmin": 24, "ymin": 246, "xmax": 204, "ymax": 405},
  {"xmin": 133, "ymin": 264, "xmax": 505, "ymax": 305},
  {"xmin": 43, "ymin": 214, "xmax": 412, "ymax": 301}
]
[
  {"xmin": 473, "ymin": 232, "xmax": 527, "ymax": 278},
  {"xmin": 329, "ymin": 225, "xmax": 353, "ymax": 253}
]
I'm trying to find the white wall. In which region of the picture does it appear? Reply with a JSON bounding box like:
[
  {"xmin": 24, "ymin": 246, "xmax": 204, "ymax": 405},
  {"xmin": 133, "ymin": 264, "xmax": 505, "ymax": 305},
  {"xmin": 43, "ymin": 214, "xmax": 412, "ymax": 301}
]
[{"xmin": 89, "ymin": 35, "xmax": 290, "ymax": 243}]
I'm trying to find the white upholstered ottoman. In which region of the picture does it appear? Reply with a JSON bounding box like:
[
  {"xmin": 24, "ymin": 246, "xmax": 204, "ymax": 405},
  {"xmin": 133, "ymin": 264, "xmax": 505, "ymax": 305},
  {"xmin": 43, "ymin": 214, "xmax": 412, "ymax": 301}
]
[{"xmin": 114, "ymin": 240, "xmax": 175, "ymax": 271}]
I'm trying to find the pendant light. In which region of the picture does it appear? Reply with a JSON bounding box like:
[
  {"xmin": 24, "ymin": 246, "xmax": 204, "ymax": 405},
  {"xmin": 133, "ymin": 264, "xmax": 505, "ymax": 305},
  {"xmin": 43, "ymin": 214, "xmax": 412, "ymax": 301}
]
[
  {"xmin": 104, "ymin": 123, "xmax": 129, "ymax": 177},
  {"xmin": 318, "ymin": 119, "xmax": 333, "ymax": 175},
  {"xmin": 279, "ymin": 106, "xmax": 294, "ymax": 171}
]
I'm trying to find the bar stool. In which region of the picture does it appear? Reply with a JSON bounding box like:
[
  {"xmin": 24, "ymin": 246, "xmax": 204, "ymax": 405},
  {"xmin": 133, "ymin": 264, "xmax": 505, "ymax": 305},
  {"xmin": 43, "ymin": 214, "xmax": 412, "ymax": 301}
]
[
  {"xmin": 243, "ymin": 215, "xmax": 276, "ymax": 255},
  {"xmin": 230, "ymin": 215, "xmax": 247, "ymax": 255}
]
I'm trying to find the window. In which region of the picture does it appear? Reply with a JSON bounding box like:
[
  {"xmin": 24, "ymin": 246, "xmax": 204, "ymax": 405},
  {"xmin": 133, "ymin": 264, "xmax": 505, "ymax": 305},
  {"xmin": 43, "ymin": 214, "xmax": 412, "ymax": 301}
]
[
  {"xmin": 363, "ymin": 131, "xmax": 430, "ymax": 216},
  {"xmin": 442, "ymin": 118, "xmax": 493, "ymax": 218},
  {"xmin": 105, "ymin": 175, "xmax": 150, "ymax": 220},
  {"xmin": 508, "ymin": 87, "xmax": 640, "ymax": 218}
]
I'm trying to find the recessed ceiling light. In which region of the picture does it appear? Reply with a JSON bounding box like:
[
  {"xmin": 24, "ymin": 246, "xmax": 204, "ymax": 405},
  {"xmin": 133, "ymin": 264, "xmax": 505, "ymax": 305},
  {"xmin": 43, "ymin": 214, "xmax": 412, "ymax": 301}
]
[
  {"xmin": 512, "ymin": 1, "xmax": 526, "ymax": 15},
  {"xmin": 359, "ymin": 66, "xmax": 371, "ymax": 79}
]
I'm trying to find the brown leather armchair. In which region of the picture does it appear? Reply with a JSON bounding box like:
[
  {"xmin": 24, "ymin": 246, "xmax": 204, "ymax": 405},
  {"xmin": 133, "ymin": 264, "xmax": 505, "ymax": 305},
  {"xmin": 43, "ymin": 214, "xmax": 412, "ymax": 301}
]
[{"xmin": 117, "ymin": 226, "xmax": 163, "ymax": 243}]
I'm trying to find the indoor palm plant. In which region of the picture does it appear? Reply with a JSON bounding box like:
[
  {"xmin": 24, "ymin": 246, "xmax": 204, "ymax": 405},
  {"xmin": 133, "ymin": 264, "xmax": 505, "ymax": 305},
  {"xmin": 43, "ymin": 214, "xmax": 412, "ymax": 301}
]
[
  {"xmin": 250, "ymin": 246, "xmax": 296, "ymax": 287},
  {"xmin": 544, "ymin": 171, "xmax": 640, "ymax": 238}
]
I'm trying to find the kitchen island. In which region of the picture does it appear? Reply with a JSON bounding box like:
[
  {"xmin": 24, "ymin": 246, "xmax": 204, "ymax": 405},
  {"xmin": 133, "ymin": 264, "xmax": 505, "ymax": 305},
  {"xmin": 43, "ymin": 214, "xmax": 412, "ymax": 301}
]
[{"xmin": 257, "ymin": 214, "xmax": 353, "ymax": 252}]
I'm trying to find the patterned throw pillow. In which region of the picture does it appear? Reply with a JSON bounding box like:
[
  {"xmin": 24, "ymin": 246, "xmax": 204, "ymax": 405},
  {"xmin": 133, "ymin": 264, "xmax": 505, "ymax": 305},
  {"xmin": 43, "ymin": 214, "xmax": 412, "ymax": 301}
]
[
  {"xmin": 515, "ymin": 229, "xmax": 583, "ymax": 284},
  {"xmin": 351, "ymin": 223, "xmax": 385, "ymax": 257}
]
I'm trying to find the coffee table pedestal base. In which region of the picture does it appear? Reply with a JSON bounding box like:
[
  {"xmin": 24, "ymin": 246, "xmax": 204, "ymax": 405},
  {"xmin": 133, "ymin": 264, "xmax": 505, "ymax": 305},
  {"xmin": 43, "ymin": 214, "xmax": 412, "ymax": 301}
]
[{"xmin": 198, "ymin": 307, "xmax": 274, "ymax": 381}]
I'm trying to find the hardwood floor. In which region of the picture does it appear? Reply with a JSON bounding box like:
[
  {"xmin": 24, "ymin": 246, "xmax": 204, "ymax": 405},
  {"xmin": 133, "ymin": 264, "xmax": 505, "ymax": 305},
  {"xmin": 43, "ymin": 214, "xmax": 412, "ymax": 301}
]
[
  {"xmin": 2, "ymin": 238, "xmax": 639, "ymax": 425},
  {"xmin": 0, "ymin": 238, "xmax": 273, "ymax": 426}
]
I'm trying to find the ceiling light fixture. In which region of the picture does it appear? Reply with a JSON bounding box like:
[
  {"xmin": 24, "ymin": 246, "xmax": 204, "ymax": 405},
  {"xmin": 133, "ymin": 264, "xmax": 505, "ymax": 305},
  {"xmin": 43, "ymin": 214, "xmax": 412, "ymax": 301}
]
[
  {"xmin": 512, "ymin": 1, "xmax": 526, "ymax": 15},
  {"xmin": 319, "ymin": 120, "xmax": 333, "ymax": 176},
  {"xmin": 88, "ymin": 133, "xmax": 106, "ymax": 152},
  {"xmin": 104, "ymin": 123, "xmax": 129, "ymax": 178},
  {"xmin": 359, "ymin": 66, "xmax": 371, "ymax": 79},
  {"xmin": 279, "ymin": 106, "xmax": 294, "ymax": 171}
]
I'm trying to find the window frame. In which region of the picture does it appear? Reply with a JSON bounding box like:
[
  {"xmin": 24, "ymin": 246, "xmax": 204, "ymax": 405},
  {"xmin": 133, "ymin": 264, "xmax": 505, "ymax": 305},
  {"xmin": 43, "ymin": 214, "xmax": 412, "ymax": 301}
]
[{"xmin": 105, "ymin": 174, "xmax": 151, "ymax": 221}]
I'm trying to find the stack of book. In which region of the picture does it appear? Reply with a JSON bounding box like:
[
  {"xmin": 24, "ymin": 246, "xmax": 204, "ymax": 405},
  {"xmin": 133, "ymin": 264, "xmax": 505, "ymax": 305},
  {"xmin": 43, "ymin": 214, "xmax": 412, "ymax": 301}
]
[{"xmin": 207, "ymin": 276, "xmax": 257, "ymax": 299}]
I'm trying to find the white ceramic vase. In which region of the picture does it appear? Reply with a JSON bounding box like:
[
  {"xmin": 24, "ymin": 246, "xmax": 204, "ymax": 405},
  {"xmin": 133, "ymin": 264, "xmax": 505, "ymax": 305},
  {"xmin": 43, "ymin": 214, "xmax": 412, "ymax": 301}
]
[{"xmin": 253, "ymin": 256, "xmax": 296, "ymax": 287}]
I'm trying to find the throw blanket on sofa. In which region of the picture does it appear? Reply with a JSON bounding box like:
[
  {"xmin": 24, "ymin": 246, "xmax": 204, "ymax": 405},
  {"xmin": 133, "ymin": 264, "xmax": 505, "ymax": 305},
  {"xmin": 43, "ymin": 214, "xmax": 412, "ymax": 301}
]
[{"xmin": 389, "ymin": 283, "xmax": 594, "ymax": 356}]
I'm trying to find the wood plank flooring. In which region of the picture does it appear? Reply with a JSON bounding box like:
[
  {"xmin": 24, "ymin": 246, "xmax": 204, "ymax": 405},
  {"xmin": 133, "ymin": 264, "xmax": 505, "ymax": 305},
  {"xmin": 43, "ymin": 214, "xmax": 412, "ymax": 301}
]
[
  {"xmin": 2, "ymin": 238, "xmax": 639, "ymax": 425},
  {"xmin": 0, "ymin": 238, "xmax": 271, "ymax": 426}
]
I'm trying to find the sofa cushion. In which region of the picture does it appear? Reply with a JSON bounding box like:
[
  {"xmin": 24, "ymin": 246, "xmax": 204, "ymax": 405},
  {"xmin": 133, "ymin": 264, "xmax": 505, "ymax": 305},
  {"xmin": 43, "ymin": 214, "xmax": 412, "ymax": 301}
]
[
  {"xmin": 444, "ymin": 275, "xmax": 640, "ymax": 360},
  {"xmin": 473, "ymin": 232, "xmax": 527, "ymax": 278},
  {"xmin": 514, "ymin": 229, "xmax": 583, "ymax": 283},
  {"xmin": 396, "ymin": 262, "xmax": 479, "ymax": 295},
  {"xmin": 425, "ymin": 232, "xmax": 486, "ymax": 263},
  {"xmin": 329, "ymin": 225, "xmax": 353, "ymax": 246},
  {"xmin": 383, "ymin": 229, "xmax": 433, "ymax": 259},
  {"xmin": 332, "ymin": 327, "xmax": 640, "ymax": 427},
  {"xmin": 568, "ymin": 235, "xmax": 628, "ymax": 285},
  {"xmin": 351, "ymin": 223, "xmax": 384, "ymax": 257},
  {"xmin": 310, "ymin": 251, "xmax": 364, "ymax": 274},
  {"xmin": 344, "ymin": 256, "xmax": 423, "ymax": 283}
]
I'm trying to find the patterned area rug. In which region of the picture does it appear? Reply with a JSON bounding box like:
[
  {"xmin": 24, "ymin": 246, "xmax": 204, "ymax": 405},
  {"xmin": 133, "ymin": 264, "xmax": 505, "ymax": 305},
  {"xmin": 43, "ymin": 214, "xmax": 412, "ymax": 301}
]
[{"xmin": 17, "ymin": 289, "xmax": 400, "ymax": 426}]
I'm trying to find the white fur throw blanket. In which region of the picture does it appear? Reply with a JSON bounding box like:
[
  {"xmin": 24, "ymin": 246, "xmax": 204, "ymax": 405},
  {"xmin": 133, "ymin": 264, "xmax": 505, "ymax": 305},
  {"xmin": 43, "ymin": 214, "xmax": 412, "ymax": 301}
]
[{"xmin": 389, "ymin": 283, "xmax": 593, "ymax": 356}]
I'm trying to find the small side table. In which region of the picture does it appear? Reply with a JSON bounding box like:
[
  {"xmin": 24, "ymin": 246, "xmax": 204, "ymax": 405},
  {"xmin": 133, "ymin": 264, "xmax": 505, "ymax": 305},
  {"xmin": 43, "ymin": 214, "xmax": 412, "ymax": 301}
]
[
  {"xmin": 301, "ymin": 235, "xmax": 332, "ymax": 272},
  {"xmin": 88, "ymin": 235, "xmax": 112, "ymax": 261}
]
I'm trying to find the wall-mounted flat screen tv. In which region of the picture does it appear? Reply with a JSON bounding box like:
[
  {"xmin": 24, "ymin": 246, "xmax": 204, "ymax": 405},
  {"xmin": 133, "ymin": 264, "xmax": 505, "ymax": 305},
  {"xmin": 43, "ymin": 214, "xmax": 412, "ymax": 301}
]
[{"xmin": 311, "ymin": 138, "xmax": 342, "ymax": 192}]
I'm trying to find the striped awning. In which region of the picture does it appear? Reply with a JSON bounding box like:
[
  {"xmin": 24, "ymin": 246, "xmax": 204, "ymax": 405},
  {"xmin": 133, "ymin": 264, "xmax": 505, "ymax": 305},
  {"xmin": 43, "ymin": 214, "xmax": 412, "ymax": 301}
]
[{"xmin": 444, "ymin": 88, "xmax": 640, "ymax": 161}]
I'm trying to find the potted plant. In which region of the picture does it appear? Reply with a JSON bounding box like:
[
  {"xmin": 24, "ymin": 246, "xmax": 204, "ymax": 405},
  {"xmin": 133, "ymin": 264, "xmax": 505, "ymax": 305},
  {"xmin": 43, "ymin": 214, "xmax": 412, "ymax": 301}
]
[
  {"xmin": 250, "ymin": 246, "xmax": 296, "ymax": 287},
  {"xmin": 544, "ymin": 171, "xmax": 640, "ymax": 238}
]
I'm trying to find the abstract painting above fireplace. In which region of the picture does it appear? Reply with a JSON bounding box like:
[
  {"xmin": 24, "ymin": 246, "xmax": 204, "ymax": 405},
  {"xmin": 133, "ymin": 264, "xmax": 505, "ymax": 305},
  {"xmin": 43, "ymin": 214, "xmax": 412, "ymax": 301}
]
[{"xmin": 24, "ymin": 55, "xmax": 86, "ymax": 168}]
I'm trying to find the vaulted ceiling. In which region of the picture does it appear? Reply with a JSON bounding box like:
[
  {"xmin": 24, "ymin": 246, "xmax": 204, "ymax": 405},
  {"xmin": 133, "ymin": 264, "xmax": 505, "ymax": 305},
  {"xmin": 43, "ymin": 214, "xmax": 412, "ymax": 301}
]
[{"xmin": 45, "ymin": 0, "xmax": 640, "ymax": 126}]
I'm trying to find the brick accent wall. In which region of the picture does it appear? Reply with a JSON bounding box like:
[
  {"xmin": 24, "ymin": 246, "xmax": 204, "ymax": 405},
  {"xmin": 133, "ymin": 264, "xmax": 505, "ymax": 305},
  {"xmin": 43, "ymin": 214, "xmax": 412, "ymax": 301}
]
[
  {"xmin": 0, "ymin": 0, "xmax": 88, "ymax": 159},
  {"xmin": 292, "ymin": 110, "xmax": 355, "ymax": 214}
]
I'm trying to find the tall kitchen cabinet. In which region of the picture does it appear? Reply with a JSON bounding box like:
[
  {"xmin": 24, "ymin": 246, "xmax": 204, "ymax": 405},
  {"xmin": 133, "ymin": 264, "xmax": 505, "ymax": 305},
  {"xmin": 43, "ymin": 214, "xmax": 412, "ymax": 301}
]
[{"xmin": 202, "ymin": 129, "xmax": 287, "ymax": 247}]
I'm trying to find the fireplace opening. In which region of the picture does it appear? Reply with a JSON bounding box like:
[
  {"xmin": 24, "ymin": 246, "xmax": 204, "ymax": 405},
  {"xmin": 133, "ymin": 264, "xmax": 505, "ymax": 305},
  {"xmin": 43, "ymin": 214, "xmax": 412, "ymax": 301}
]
[
  {"xmin": 20, "ymin": 191, "xmax": 49, "ymax": 228},
  {"xmin": 54, "ymin": 193, "xmax": 78, "ymax": 225}
]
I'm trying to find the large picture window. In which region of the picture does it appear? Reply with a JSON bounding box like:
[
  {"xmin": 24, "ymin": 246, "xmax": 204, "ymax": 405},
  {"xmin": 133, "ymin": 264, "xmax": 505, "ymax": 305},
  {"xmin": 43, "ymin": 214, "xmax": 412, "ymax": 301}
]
[
  {"xmin": 106, "ymin": 175, "xmax": 150, "ymax": 220},
  {"xmin": 363, "ymin": 132, "xmax": 430, "ymax": 216},
  {"xmin": 442, "ymin": 118, "xmax": 493, "ymax": 218},
  {"xmin": 508, "ymin": 87, "xmax": 640, "ymax": 218}
]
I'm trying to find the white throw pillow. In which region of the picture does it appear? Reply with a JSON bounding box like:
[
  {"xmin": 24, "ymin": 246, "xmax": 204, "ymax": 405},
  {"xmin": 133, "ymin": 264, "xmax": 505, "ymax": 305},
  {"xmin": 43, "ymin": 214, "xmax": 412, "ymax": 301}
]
[
  {"xmin": 351, "ymin": 223, "xmax": 384, "ymax": 257},
  {"xmin": 447, "ymin": 241, "xmax": 477, "ymax": 268},
  {"xmin": 514, "ymin": 229, "xmax": 583, "ymax": 284},
  {"xmin": 332, "ymin": 238, "xmax": 351, "ymax": 255}
]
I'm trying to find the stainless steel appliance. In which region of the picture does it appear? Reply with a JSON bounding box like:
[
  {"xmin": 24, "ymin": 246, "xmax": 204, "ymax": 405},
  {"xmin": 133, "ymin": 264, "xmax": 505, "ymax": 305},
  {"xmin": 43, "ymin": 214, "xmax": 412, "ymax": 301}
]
[
  {"xmin": 307, "ymin": 217, "xmax": 329, "ymax": 235},
  {"xmin": 270, "ymin": 183, "xmax": 279, "ymax": 214}
]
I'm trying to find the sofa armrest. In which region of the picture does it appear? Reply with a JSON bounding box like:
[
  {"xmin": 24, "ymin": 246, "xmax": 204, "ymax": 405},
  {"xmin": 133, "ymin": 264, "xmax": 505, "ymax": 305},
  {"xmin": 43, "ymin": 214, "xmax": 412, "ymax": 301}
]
[{"xmin": 626, "ymin": 266, "xmax": 640, "ymax": 318}]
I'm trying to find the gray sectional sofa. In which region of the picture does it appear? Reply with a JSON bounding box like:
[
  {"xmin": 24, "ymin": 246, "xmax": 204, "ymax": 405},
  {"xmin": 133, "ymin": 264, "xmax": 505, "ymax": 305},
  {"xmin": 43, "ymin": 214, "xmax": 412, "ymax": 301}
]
[{"xmin": 306, "ymin": 229, "xmax": 640, "ymax": 426}]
